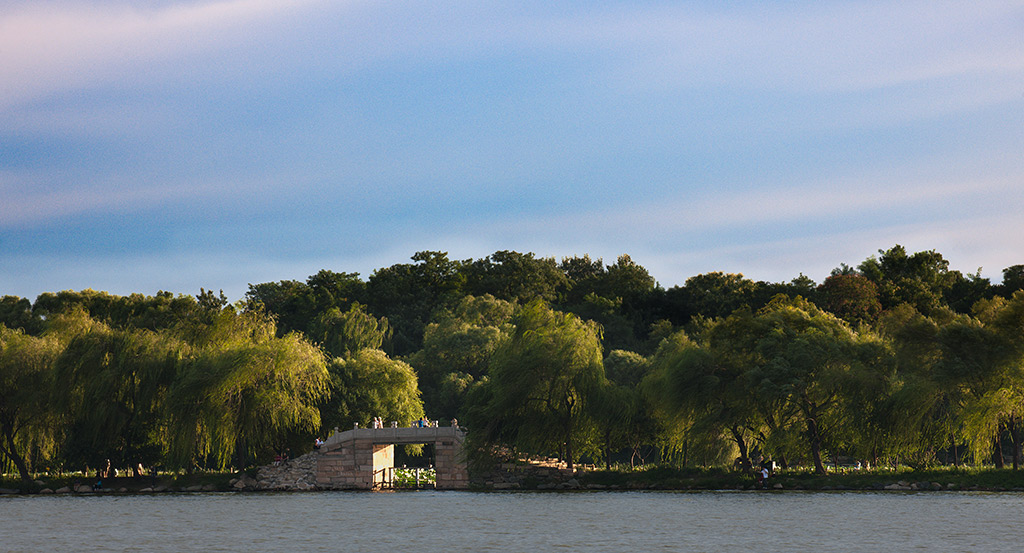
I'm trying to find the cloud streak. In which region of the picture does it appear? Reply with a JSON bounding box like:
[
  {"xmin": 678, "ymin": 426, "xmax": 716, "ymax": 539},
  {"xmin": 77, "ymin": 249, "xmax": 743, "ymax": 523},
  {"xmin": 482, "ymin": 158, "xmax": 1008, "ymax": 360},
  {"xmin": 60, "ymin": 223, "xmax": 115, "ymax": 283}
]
[{"xmin": 0, "ymin": 0, "xmax": 326, "ymax": 109}]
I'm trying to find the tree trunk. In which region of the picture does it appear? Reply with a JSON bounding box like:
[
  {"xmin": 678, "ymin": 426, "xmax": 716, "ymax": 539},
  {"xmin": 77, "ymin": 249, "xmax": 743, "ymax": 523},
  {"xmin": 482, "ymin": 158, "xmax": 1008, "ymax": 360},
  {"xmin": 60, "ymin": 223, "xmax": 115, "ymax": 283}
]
[
  {"xmin": 1009, "ymin": 417, "xmax": 1021, "ymax": 470},
  {"xmin": 993, "ymin": 429, "xmax": 1005, "ymax": 469},
  {"xmin": 603, "ymin": 428, "xmax": 611, "ymax": 470},
  {"xmin": 950, "ymin": 434, "xmax": 959, "ymax": 467},
  {"xmin": 1, "ymin": 423, "xmax": 32, "ymax": 484},
  {"xmin": 563, "ymin": 410, "xmax": 574, "ymax": 471},
  {"xmin": 729, "ymin": 425, "xmax": 750, "ymax": 470},
  {"xmin": 806, "ymin": 418, "xmax": 827, "ymax": 475},
  {"xmin": 235, "ymin": 435, "xmax": 248, "ymax": 472}
]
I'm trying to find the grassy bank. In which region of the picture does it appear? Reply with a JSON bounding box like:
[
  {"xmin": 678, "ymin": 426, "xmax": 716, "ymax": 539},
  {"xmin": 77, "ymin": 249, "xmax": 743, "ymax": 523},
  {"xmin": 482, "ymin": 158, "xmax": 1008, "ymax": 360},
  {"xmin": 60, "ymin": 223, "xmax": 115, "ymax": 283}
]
[{"xmin": 574, "ymin": 465, "xmax": 1024, "ymax": 491}]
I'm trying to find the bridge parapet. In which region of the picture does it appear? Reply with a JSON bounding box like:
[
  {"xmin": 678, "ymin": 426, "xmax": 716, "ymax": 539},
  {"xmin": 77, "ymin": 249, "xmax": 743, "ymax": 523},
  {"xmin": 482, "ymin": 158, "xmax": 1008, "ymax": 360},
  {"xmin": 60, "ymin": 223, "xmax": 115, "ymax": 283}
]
[{"xmin": 323, "ymin": 426, "xmax": 465, "ymax": 449}]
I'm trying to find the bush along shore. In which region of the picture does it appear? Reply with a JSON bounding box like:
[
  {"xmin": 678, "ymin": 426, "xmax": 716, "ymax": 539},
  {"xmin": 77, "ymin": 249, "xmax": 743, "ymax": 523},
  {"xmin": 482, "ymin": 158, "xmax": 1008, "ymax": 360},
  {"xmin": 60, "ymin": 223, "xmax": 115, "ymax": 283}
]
[{"xmin": 7, "ymin": 465, "xmax": 1024, "ymax": 494}]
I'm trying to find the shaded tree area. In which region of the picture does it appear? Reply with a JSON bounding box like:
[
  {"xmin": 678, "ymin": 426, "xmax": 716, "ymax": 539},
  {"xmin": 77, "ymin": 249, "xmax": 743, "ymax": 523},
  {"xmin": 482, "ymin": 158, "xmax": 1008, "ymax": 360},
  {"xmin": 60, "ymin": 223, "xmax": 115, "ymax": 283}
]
[
  {"xmin": 245, "ymin": 271, "xmax": 365, "ymax": 338},
  {"xmin": 463, "ymin": 301, "xmax": 605, "ymax": 470},
  {"xmin": 3, "ymin": 244, "xmax": 1023, "ymax": 477}
]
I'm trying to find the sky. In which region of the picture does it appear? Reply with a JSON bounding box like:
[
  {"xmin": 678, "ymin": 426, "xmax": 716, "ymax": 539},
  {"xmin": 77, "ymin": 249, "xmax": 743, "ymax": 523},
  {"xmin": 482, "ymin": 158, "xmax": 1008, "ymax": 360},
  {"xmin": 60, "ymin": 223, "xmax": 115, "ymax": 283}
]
[{"xmin": 2, "ymin": 0, "xmax": 1023, "ymax": 301}]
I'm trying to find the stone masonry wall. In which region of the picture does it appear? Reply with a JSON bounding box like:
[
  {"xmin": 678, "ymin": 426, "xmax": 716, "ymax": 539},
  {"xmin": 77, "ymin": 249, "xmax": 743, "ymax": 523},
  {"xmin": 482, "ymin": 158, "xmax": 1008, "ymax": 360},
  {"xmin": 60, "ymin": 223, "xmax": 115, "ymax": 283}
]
[{"xmin": 434, "ymin": 438, "xmax": 469, "ymax": 489}]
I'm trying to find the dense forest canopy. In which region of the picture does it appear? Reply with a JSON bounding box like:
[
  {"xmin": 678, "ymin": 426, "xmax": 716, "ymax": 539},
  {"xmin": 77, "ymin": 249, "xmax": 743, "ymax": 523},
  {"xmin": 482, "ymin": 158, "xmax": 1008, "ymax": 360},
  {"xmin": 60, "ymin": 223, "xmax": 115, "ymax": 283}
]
[{"xmin": 2, "ymin": 245, "xmax": 1023, "ymax": 482}]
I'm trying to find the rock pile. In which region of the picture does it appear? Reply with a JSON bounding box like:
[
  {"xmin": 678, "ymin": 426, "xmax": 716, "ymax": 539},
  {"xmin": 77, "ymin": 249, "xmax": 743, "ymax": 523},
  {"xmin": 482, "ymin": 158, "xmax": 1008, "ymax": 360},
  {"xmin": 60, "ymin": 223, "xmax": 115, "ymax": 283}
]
[{"xmin": 252, "ymin": 451, "xmax": 319, "ymax": 491}]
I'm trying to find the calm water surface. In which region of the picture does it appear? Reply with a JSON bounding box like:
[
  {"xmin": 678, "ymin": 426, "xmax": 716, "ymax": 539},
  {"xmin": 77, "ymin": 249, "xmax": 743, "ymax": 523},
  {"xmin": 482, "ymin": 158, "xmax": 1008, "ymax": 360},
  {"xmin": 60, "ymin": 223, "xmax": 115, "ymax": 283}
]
[{"xmin": 3, "ymin": 491, "xmax": 1024, "ymax": 552}]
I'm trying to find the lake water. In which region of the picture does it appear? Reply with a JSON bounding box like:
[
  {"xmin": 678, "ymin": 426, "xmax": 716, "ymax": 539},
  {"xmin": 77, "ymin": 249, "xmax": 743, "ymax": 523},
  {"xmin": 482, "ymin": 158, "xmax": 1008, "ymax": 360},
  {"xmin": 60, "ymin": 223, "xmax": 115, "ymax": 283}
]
[{"xmin": 3, "ymin": 490, "xmax": 1024, "ymax": 552}]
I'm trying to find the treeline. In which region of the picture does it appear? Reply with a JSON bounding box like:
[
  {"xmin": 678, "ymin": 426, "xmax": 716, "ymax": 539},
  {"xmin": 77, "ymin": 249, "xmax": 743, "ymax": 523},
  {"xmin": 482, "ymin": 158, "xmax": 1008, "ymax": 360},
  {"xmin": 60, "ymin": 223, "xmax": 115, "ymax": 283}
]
[{"xmin": 1, "ymin": 245, "xmax": 1022, "ymax": 483}]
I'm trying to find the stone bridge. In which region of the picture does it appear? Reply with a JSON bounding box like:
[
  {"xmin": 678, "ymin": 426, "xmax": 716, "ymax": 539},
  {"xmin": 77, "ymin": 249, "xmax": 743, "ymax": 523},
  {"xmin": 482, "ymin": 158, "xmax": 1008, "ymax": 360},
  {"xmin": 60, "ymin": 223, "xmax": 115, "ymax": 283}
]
[{"xmin": 315, "ymin": 426, "xmax": 469, "ymax": 490}]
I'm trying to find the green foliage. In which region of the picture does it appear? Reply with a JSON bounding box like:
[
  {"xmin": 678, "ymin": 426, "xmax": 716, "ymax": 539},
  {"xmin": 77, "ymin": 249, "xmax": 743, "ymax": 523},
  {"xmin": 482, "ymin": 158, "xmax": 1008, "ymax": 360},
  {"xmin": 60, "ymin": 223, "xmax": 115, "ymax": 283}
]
[
  {"xmin": 245, "ymin": 271, "xmax": 365, "ymax": 336},
  {"xmin": 406, "ymin": 295, "xmax": 513, "ymax": 419},
  {"xmin": 366, "ymin": 251, "xmax": 469, "ymax": 354},
  {"xmin": 310, "ymin": 303, "xmax": 391, "ymax": 358},
  {"xmin": 53, "ymin": 320, "xmax": 183, "ymax": 472},
  {"xmin": 5, "ymin": 246, "xmax": 1019, "ymax": 476},
  {"xmin": 998, "ymin": 265, "xmax": 1024, "ymax": 297},
  {"xmin": 32, "ymin": 289, "xmax": 218, "ymax": 332},
  {"xmin": 163, "ymin": 311, "xmax": 329, "ymax": 470},
  {"xmin": 465, "ymin": 251, "xmax": 567, "ymax": 304},
  {"xmin": 604, "ymin": 350, "xmax": 650, "ymax": 388},
  {"xmin": 0, "ymin": 296, "xmax": 39, "ymax": 335},
  {"xmin": 468, "ymin": 300, "xmax": 605, "ymax": 469},
  {"xmin": 0, "ymin": 325, "xmax": 61, "ymax": 482},
  {"xmin": 817, "ymin": 274, "xmax": 882, "ymax": 326},
  {"xmin": 322, "ymin": 349, "xmax": 424, "ymax": 431},
  {"xmin": 858, "ymin": 245, "xmax": 960, "ymax": 315}
]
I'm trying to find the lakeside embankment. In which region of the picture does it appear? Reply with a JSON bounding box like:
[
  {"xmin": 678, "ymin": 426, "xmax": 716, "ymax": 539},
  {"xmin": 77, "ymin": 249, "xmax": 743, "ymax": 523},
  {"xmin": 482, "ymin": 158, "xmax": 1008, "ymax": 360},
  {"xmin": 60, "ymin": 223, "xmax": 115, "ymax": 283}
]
[{"xmin": 5, "ymin": 465, "xmax": 1024, "ymax": 494}]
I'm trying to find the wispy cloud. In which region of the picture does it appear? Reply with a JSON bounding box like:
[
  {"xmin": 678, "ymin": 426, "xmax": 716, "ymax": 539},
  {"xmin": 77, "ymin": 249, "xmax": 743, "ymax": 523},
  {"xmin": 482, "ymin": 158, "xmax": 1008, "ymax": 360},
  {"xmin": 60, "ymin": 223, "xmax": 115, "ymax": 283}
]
[{"xmin": 0, "ymin": 0, "xmax": 326, "ymax": 109}]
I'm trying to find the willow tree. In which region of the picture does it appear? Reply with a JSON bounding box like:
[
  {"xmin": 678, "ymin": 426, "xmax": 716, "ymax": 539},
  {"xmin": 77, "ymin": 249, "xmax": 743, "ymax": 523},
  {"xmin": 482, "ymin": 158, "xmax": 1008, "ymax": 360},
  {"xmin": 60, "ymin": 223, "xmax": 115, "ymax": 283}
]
[
  {"xmin": 947, "ymin": 292, "xmax": 1024, "ymax": 468},
  {"xmin": 597, "ymin": 350, "xmax": 659, "ymax": 468},
  {"xmin": 470, "ymin": 300, "xmax": 605, "ymax": 469},
  {"xmin": 0, "ymin": 326, "xmax": 61, "ymax": 483},
  {"xmin": 645, "ymin": 327, "xmax": 763, "ymax": 469},
  {"xmin": 322, "ymin": 348, "xmax": 424, "ymax": 430},
  {"xmin": 701, "ymin": 296, "xmax": 881, "ymax": 474},
  {"xmin": 309, "ymin": 302, "xmax": 391, "ymax": 358},
  {"xmin": 165, "ymin": 311, "xmax": 328, "ymax": 470},
  {"xmin": 52, "ymin": 318, "xmax": 183, "ymax": 475}
]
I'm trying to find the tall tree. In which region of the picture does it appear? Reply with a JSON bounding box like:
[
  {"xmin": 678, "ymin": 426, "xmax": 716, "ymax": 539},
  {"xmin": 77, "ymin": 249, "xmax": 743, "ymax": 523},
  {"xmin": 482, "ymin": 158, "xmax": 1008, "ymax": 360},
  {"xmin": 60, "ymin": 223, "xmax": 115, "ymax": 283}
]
[
  {"xmin": 645, "ymin": 329, "xmax": 755, "ymax": 467},
  {"xmin": 321, "ymin": 349, "xmax": 425, "ymax": 431},
  {"xmin": 165, "ymin": 311, "xmax": 328, "ymax": 470},
  {"xmin": 872, "ymin": 305, "xmax": 958, "ymax": 467},
  {"xmin": 0, "ymin": 325, "xmax": 61, "ymax": 483},
  {"xmin": 0, "ymin": 296, "xmax": 40, "ymax": 335},
  {"xmin": 406, "ymin": 294, "xmax": 514, "ymax": 419},
  {"xmin": 53, "ymin": 319, "xmax": 183, "ymax": 475},
  {"xmin": 559, "ymin": 255, "xmax": 606, "ymax": 305},
  {"xmin": 706, "ymin": 297, "xmax": 880, "ymax": 474},
  {"xmin": 470, "ymin": 301, "xmax": 605, "ymax": 469},
  {"xmin": 366, "ymin": 251, "xmax": 468, "ymax": 354},
  {"xmin": 858, "ymin": 245, "xmax": 959, "ymax": 315},
  {"xmin": 465, "ymin": 250, "xmax": 567, "ymax": 304},
  {"xmin": 997, "ymin": 265, "xmax": 1024, "ymax": 298},
  {"xmin": 945, "ymin": 292, "xmax": 1024, "ymax": 468},
  {"xmin": 309, "ymin": 303, "xmax": 391, "ymax": 358},
  {"xmin": 662, "ymin": 272, "xmax": 759, "ymax": 327},
  {"xmin": 246, "ymin": 271, "xmax": 365, "ymax": 336},
  {"xmin": 817, "ymin": 274, "xmax": 882, "ymax": 326}
]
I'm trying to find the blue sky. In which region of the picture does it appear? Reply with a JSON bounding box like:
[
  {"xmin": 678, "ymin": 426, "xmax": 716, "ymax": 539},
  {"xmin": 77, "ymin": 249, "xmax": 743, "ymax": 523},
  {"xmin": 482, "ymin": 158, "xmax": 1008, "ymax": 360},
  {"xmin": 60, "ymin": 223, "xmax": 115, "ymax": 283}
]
[{"xmin": 2, "ymin": 0, "xmax": 1023, "ymax": 301}]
